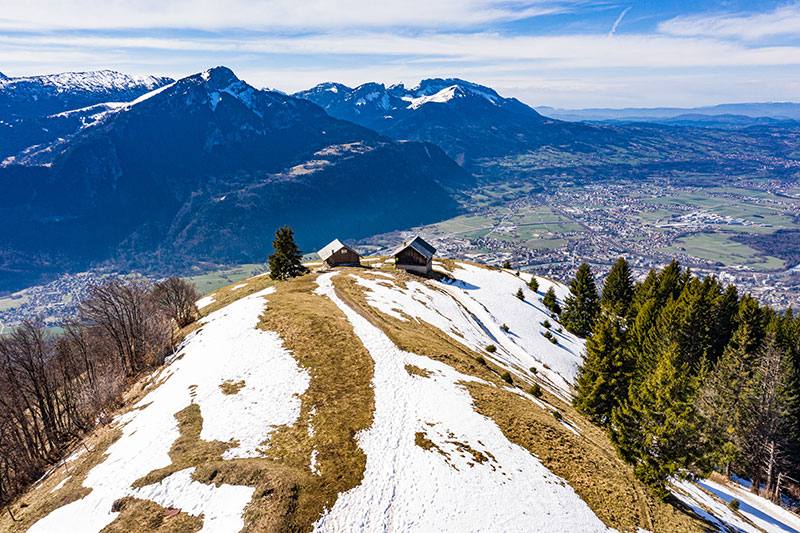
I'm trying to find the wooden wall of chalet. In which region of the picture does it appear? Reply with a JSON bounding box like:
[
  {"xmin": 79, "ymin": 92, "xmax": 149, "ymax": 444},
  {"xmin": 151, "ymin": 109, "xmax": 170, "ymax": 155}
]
[
  {"xmin": 326, "ymin": 248, "xmax": 361, "ymax": 266},
  {"xmin": 396, "ymin": 247, "xmax": 428, "ymax": 266}
]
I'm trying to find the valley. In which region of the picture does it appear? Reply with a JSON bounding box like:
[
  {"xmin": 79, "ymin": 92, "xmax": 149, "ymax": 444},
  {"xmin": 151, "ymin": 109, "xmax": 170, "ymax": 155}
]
[{"xmin": 374, "ymin": 177, "xmax": 800, "ymax": 309}]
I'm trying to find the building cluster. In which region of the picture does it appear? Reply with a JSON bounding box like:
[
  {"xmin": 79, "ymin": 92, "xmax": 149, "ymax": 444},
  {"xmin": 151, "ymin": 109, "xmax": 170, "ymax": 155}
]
[{"xmin": 317, "ymin": 236, "xmax": 436, "ymax": 275}]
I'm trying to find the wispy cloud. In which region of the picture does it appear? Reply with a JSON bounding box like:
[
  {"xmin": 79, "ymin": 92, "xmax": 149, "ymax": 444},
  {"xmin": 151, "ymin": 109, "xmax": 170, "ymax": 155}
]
[
  {"xmin": 0, "ymin": 0, "xmax": 569, "ymax": 31},
  {"xmin": 608, "ymin": 7, "xmax": 630, "ymax": 37},
  {"xmin": 659, "ymin": 3, "xmax": 800, "ymax": 40},
  {"xmin": 2, "ymin": 1, "xmax": 800, "ymax": 107}
]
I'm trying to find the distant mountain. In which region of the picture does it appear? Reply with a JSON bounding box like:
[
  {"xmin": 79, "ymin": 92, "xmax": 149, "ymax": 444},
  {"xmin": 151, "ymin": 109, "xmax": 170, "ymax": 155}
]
[
  {"xmin": 0, "ymin": 70, "xmax": 174, "ymax": 161},
  {"xmin": 537, "ymin": 102, "xmax": 800, "ymax": 122},
  {"xmin": 0, "ymin": 70, "xmax": 173, "ymax": 120},
  {"xmin": 0, "ymin": 67, "xmax": 470, "ymax": 292},
  {"xmin": 611, "ymin": 113, "xmax": 798, "ymax": 130},
  {"xmin": 295, "ymin": 79, "xmax": 621, "ymax": 169}
]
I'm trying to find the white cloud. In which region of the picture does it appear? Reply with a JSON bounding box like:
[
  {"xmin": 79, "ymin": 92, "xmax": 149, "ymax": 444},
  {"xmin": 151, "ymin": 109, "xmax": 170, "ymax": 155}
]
[
  {"xmin": 5, "ymin": 32, "xmax": 800, "ymax": 69},
  {"xmin": 659, "ymin": 3, "xmax": 800, "ymax": 40},
  {"xmin": 0, "ymin": 0, "xmax": 567, "ymax": 31}
]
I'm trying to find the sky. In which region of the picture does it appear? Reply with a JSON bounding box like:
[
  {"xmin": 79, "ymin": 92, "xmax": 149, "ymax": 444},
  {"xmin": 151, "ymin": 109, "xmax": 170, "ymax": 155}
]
[{"xmin": 1, "ymin": 1, "xmax": 800, "ymax": 108}]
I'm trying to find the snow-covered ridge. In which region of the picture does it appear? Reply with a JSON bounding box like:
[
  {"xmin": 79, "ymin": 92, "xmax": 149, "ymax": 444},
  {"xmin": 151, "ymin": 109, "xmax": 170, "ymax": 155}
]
[{"xmin": 0, "ymin": 70, "xmax": 170, "ymax": 93}]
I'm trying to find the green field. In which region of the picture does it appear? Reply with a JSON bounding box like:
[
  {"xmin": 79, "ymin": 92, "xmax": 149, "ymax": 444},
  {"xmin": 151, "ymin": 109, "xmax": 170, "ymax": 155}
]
[
  {"xmin": 183, "ymin": 263, "xmax": 267, "ymax": 295},
  {"xmin": 662, "ymin": 233, "xmax": 785, "ymax": 270}
]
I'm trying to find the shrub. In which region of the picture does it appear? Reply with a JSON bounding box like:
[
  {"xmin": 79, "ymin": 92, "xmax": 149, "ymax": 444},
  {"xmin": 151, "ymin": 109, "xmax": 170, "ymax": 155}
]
[
  {"xmin": 476, "ymin": 356, "xmax": 487, "ymax": 365},
  {"xmin": 529, "ymin": 366, "xmax": 538, "ymax": 374},
  {"xmin": 727, "ymin": 499, "xmax": 740, "ymax": 511},
  {"xmin": 501, "ymin": 371, "xmax": 513, "ymax": 384},
  {"xmin": 552, "ymin": 410, "xmax": 563, "ymax": 421},
  {"xmin": 529, "ymin": 384, "xmax": 543, "ymax": 397},
  {"xmin": 528, "ymin": 277, "xmax": 539, "ymax": 292},
  {"xmin": 543, "ymin": 331, "xmax": 553, "ymax": 340},
  {"xmin": 153, "ymin": 277, "xmax": 200, "ymax": 328},
  {"xmin": 543, "ymin": 319, "xmax": 551, "ymax": 329},
  {"xmin": 557, "ymin": 327, "xmax": 563, "ymax": 333},
  {"xmin": 485, "ymin": 345, "xmax": 497, "ymax": 353},
  {"xmin": 502, "ymin": 260, "xmax": 512, "ymax": 269},
  {"xmin": 549, "ymin": 337, "xmax": 559, "ymax": 345},
  {"xmin": 501, "ymin": 324, "xmax": 509, "ymax": 332},
  {"xmin": 515, "ymin": 288, "xmax": 525, "ymax": 300}
]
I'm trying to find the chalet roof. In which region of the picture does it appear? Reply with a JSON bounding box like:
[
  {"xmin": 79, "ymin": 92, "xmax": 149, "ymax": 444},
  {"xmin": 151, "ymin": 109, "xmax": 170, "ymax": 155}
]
[
  {"xmin": 392, "ymin": 236, "xmax": 436, "ymax": 259},
  {"xmin": 317, "ymin": 239, "xmax": 360, "ymax": 261}
]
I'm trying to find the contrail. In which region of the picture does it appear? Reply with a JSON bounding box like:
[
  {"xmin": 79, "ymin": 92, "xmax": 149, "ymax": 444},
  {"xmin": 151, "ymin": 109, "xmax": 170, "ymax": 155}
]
[{"xmin": 608, "ymin": 7, "xmax": 631, "ymax": 37}]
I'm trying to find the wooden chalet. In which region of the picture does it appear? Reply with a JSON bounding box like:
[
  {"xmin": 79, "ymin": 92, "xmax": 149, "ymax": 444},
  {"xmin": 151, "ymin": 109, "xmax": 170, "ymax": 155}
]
[
  {"xmin": 393, "ymin": 236, "xmax": 436, "ymax": 275},
  {"xmin": 318, "ymin": 239, "xmax": 361, "ymax": 267}
]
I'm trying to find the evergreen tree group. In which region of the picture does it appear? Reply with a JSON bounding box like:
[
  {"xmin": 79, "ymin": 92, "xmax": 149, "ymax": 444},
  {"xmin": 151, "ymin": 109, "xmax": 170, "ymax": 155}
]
[
  {"xmin": 572, "ymin": 258, "xmax": 800, "ymax": 501},
  {"xmin": 268, "ymin": 226, "xmax": 308, "ymax": 281}
]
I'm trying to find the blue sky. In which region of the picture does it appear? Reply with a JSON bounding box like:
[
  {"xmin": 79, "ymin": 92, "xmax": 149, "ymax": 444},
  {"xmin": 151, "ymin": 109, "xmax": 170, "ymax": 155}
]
[{"xmin": 2, "ymin": 1, "xmax": 800, "ymax": 107}]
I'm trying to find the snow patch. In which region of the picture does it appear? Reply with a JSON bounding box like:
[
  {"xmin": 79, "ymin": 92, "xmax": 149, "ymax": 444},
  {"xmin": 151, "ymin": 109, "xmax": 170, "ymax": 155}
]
[
  {"xmin": 196, "ymin": 295, "xmax": 215, "ymax": 309},
  {"xmin": 312, "ymin": 272, "xmax": 612, "ymax": 532},
  {"xmin": 131, "ymin": 468, "xmax": 254, "ymax": 533},
  {"xmin": 50, "ymin": 477, "xmax": 70, "ymax": 494}
]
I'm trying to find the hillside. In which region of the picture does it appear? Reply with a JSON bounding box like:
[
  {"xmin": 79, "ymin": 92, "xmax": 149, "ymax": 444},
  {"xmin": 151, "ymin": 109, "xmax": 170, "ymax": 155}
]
[
  {"xmin": 0, "ymin": 67, "xmax": 471, "ymax": 293},
  {"xmin": 7, "ymin": 260, "xmax": 797, "ymax": 532}
]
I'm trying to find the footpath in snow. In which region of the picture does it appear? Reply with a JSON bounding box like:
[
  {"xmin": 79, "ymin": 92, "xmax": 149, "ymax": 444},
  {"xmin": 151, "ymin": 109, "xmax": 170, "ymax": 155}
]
[
  {"xmin": 29, "ymin": 287, "xmax": 310, "ymax": 533},
  {"xmin": 313, "ymin": 272, "xmax": 613, "ymax": 532}
]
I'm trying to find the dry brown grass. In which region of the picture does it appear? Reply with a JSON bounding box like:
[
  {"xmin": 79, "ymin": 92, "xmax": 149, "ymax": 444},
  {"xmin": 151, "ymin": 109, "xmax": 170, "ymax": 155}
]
[
  {"xmin": 405, "ymin": 364, "xmax": 432, "ymax": 377},
  {"xmin": 252, "ymin": 272, "xmax": 375, "ymax": 531},
  {"xmin": 101, "ymin": 497, "xmax": 202, "ymax": 533},
  {"xmin": 220, "ymin": 379, "xmax": 246, "ymax": 395}
]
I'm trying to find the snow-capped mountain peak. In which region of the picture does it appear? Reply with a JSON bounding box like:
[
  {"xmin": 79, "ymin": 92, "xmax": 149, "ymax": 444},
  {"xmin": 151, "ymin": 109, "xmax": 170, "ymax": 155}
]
[{"xmin": 0, "ymin": 69, "xmax": 170, "ymax": 93}]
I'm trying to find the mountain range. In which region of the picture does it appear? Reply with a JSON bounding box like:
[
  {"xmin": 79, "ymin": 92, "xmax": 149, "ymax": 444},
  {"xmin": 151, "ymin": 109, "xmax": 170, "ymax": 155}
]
[
  {"xmin": 537, "ymin": 102, "xmax": 800, "ymax": 124},
  {"xmin": 0, "ymin": 67, "xmax": 469, "ymax": 292},
  {"xmin": 294, "ymin": 78, "xmax": 626, "ymax": 169}
]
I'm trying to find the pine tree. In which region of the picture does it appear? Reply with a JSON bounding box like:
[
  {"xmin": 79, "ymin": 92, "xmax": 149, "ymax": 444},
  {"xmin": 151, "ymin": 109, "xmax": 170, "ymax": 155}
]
[
  {"xmin": 561, "ymin": 263, "xmax": 600, "ymax": 338},
  {"xmin": 602, "ymin": 257, "xmax": 634, "ymax": 316},
  {"xmin": 543, "ymin": 287, "xmax": 561, "ymax": 315},
  {"xmin": 574, "ymin": 312, "xmax": 631, "ymax": 424},
  {"xmin": 268, "ymin": 226, "xmax": 308, "ymax": 281},
  {"xmin": 610, "ymin": 342, "xmax": 702, "ymax": 499},
  {"xmin": 528, "ymin": 276, "xmax": 539, "ymax": 293}
]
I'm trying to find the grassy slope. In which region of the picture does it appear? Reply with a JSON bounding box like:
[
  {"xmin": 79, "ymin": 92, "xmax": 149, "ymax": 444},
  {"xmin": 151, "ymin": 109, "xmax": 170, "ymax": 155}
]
[
  {"xmin": 4, "ymin": 262, "xmax": 713, "ymax": 532},
  {"xmin": 330, "ymin": 265, "xmax": 710, "ymax": 532}
]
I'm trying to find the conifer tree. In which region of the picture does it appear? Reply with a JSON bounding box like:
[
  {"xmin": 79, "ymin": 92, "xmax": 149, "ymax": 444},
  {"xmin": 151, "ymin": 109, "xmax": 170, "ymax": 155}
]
[
  {"xmin": 268, "ymin": 226, "xmax": 308, "ymax": 281},
  {"xmin": 574, "ymin": 312, "xmax": 631, "ymax": 424},
  {"xmin": 610, "ymin": 342, "xmax": 702, "ymax": 499},
  {"xmin": 602, "ymin": 257, "xmax": 634, "ymax": 316},
  {"xmin": 528, "ymin": 276, "xmax": 539, "ymax": 293},
  {"xmin": 561, "ymin": 263, "xmax": 600, "ymax": 338},
  {"xmin": 624, "ymin": 299, "xmax": 662, "ymax": 387},
  {"xmin": 542, "ymin": 287, "xmax": 561, "ymax": 315}
]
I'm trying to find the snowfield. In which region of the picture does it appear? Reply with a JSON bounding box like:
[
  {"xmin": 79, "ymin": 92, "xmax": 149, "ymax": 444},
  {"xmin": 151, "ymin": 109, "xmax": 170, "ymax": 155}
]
[
  {"xmin": 313, "ymin": 272, "xmax": 613, "ymax": 532},
  {"xmin": 29, "ymin": 287, "xmax": 309, "ymax": 532}
]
